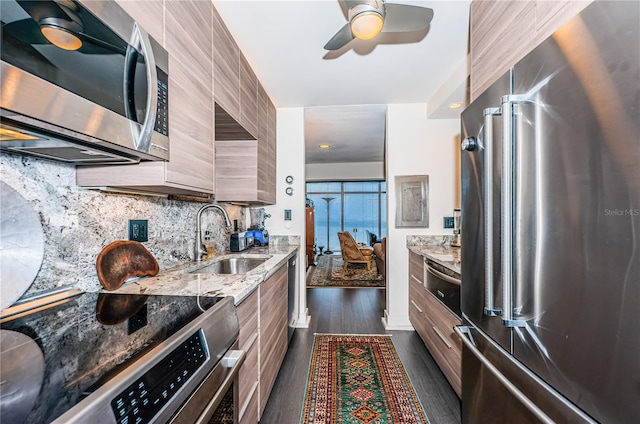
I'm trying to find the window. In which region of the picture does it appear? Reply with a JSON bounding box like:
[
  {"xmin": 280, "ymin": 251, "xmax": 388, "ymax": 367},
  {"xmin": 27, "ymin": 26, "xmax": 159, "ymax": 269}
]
[{"xmin": 306, "ymin": 181, "xmax": 386, "ymax": 252}]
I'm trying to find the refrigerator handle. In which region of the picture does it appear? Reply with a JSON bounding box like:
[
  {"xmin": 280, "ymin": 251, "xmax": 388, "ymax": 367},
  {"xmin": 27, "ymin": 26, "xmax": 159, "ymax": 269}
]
[
  {"xmin": 500, "ymin": 95, "xmax": 526, "ymax": 327},
  {"xmin": 483, "ymin": 107, "xmax": 502, "ymax": 317},
  {"xmin": 454, "ymin": 326, "xmax": 555, "ymax": 424}
]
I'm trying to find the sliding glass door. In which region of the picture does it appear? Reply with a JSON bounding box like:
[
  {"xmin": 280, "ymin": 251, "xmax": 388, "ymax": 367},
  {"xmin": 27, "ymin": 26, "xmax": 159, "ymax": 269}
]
[{"xmin": 306, "ymin": 181, "xmax": 386, "ymax": 252}]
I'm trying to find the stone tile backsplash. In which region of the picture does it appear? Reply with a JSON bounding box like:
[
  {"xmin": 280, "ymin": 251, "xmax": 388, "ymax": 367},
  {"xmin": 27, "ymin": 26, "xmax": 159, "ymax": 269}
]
[{"xmin": 1, "ymin": 153, "xmax": 244, "ymax": 296}]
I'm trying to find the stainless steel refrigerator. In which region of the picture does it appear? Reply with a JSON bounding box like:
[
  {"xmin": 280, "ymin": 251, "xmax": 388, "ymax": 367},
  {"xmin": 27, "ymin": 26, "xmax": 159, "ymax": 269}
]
[{"xmin": 458, "ymin": 1, "xmax": 640, "ymax": 423}]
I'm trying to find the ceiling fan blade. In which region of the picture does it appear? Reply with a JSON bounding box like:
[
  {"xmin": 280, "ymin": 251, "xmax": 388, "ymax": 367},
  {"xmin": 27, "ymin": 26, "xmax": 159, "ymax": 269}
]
[
  {"xmin": 324, "ymin": 23, "xmax": 354, "ymax": 50},
  {"xmin": 382, "ymin": 3, "xmax": 434, "ymax": 33}
]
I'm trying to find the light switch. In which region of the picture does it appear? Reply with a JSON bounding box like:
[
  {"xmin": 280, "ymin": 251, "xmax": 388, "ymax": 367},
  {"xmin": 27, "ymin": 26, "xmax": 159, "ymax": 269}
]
[{"xmin": 284, "ymin": 209, "xmax": 292, "ymax": 221}]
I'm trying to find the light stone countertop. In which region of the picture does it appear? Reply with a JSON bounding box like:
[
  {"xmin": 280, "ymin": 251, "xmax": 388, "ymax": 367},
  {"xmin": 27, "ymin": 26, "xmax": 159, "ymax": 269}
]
[
  {"xmin": 106, "ymin": 245, "xmax": 299, "ymax": 305},
  {"xmin": 407, "ymin": 245, "xmax": 461, "ymax": 277}
]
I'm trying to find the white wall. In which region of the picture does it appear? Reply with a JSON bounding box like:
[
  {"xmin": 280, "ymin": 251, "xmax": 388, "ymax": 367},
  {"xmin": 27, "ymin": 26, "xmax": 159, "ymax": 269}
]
[
  {"xmin": 305, "ymin": 161, "xmax": 384, "ymax": 181},
  {"xmin": 384, "ymin": 103, "xmax": 460, "ymax": 329},
  {"xmin": 263, "ymin": 107, "xmax": 309, "ymax": 327}
]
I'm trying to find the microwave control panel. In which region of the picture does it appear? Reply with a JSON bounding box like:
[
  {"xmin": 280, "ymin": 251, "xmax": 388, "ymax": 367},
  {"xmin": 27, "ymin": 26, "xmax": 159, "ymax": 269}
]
[{"xmin": 154, "ymin": 68, "xmax": 169, "ymax": 136}]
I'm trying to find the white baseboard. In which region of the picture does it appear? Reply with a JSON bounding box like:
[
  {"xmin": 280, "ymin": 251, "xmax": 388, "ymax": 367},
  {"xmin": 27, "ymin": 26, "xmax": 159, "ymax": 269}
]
[
  {"xmin": 382, "ymin": 309, "xmax": 414, "ymax": 331},
  {"xmin": 295, "ymin": 308, "xmax": 310, "ymax": 328}
]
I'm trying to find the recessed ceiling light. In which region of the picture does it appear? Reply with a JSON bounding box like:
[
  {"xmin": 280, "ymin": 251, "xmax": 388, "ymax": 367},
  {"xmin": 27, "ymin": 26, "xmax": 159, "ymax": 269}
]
[
  {"xmin": 449, "ymin": 102, "xmax": 463, "ymax": 109},
  {"xmin": 319, "ymin": 144, "xmax": 331, "ymax": 149}
]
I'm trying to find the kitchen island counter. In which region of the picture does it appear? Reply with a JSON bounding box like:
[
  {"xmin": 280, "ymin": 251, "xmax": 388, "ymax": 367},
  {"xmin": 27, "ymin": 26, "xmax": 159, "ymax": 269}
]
[{"xmin": 108, "ymin": 244, "xmax": 299, "ymax": 305}]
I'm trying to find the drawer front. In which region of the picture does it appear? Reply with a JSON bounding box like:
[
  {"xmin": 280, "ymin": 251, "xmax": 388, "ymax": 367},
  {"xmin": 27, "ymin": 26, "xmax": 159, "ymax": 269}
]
[
  {"xmin": 409, "ymin": 277, "xmax": 462, "ymax": 396},
  {"xmin": 239, "ymin": 380, "xmax": 259, "ymax": 424},
  {"xmin": 409, "ymin": 251, "xmax": 424, "ymax": 286},
  {"xmin": 423, "ymin": 289, "xmax": 462, "ymax": 355},
  {"xmin": 409, "ymin": 281, "xmax": 429, "ymax": 341},
  {"xmin": 238, "ymin": 334, "xmax": 259, "ymax": 406},
  {"xmin": 237, "ymin": 289, "xmax": 259, "ymax": 349},
  {"xmin": 422, "ymin": 290, "xmax": 462, "ymax": 395}
]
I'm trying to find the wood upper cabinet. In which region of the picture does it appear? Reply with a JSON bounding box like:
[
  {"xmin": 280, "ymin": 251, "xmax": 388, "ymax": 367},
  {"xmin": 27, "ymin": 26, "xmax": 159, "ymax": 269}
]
[
  {"xmin": 266, "ymin": 98, "xmax": 277, "ymax": 204},
  {"xmin": 164, "ymin": 0, "xmax": 214, "ymax": 191},
  {"xmin": 257, "ymin": 83, "xmax": 269, "ymax": 143},
  {"xmin": 77, "ymin": 0, "xmax": 215, "ymax": 197},
  {"xmin": 214, "ymin": 94, "xmax": 277, "ymax": 204},
  {"xmin": 114, "ymin": 0, "xmax": 163, "ymax": 44},
  {"xmin": 213, "ymin": 6, "xmax": 240, "ymax": 122},
  {"xmin": 239, "ymin": 53, "xmax": 258, "ymax": 138},
  {"xmin": 470, "ymin": 0, "xmax": 592, "ymax": 99},
  {"xmin": 211, "ymin": 4, "xmax": 277, "ymax": 205}
]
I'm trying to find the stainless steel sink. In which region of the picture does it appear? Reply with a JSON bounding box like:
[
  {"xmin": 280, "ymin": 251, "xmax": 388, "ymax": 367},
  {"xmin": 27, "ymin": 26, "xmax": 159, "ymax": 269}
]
[{"xmin": 189, "ymin": 257, "xmax": 268, "ymax": 275}]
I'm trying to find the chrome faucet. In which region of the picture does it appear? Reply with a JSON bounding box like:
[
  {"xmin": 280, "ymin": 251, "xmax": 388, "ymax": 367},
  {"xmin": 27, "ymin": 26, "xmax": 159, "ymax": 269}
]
[{"xmin": 195, "ymin": 203, "xmax": 232, "ymax": 261}]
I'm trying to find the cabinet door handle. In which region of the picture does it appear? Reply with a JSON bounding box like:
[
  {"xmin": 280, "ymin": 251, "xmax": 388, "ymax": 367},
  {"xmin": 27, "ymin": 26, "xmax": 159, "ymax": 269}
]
[
  {"xmin": 432, "ymin": 326, "xmax": 453, "ymax": 349},
  {"xmin": 410, "ymin": 275, "xmax": 423, "ymax": 285},
  {"xmin": 426, "ymin": 264, "xmax": 461, "ymax": 286},
  {"xmin": 410, "ymin": 300, "xmax": 423, "ymax": 313}
]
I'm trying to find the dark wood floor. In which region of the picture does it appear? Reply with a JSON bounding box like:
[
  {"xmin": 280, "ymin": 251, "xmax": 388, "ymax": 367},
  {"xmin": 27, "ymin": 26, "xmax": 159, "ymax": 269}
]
[{"xmin": 260, "ymin": 288, "xmax": 462, "ymax": 423}]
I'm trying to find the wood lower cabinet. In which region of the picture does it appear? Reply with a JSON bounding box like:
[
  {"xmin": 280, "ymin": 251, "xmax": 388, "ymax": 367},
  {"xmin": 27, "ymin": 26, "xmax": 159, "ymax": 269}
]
[
  {"xmin": 408, "ymin": 251, "xmax": 462, "ymax": 397},
  {"xmin": 236, "ymin": 290, "xmax": 259, "ymax": 423},
  {"xmin": 259, "ymin": 265, "xmax": 288, "ymax": 415},
  {"xmin": 236, "ymin": 263, "xmax": 289, "ymax": 423}
]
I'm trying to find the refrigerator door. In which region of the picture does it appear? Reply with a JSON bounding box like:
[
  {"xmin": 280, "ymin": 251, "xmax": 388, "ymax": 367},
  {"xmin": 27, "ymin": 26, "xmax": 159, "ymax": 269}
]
[
  {"xmin": 457, "ymin": 325, "xmax": 596, "ymax": 424},
  {"xmin": 461, "ymin": 71, "xmax": 511, "ymax": 352},
  {"xmin": 509, "ymin": 2, "xmax": 640, "ymax": 423}
]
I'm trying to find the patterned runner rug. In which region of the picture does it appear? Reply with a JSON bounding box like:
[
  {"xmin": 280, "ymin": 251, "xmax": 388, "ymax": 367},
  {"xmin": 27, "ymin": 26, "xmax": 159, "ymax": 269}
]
[
  {"xmin": 307, "ymin": 255, "xmax": 384, "ymax": 288},
  {"xmin": 301, "ymin": 334, "xmax": 429, "ymax": 424}
]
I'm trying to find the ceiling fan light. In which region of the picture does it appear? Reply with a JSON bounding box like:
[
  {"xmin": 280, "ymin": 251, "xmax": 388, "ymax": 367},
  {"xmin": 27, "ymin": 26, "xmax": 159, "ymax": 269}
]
[{"xmin": 351, "ymin": 12, "xmax": 384, "ymax": 40}]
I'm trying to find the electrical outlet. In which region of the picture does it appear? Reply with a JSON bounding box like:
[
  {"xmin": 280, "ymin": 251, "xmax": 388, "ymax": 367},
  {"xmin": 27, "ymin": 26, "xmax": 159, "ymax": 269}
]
[
  {"xmin": 128, "ymin": 219, "xmax": 148, "ymax": 242},
  {"xmin": 444, "ymin": 217, "xmax": 454, "ymax": 229}
]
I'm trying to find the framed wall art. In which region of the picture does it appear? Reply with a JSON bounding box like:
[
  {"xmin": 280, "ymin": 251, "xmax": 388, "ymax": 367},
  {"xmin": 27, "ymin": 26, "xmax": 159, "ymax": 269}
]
[{"xmin": 395, "ymin": 175, "xmax": 429, "ymax": 228}]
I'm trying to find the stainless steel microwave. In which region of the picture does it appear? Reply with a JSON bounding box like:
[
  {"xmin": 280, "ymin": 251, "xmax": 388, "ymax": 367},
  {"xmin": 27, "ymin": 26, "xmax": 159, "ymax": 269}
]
[{"xmin": 0, "ymin": 0, "xmax": 169, "ymax": 164}]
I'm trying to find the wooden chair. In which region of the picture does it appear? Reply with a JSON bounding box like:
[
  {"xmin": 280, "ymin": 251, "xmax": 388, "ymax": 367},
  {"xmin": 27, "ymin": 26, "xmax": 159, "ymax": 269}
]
[{"xmin": 337, "ymin": 231, "xmax": 374, "ymax": 270}]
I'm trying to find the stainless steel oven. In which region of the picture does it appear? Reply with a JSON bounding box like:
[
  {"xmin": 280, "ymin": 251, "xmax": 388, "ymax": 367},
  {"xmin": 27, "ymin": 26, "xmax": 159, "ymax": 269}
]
[
  {"xmin": 53, "ymin": 296, "xmax": 244, "ymax": 424},
  {"xmin": 425, "ymin": 258, "xmax": 461, "ymax": 318},
  {"xmin": 0, "ymin": 291, "xmax": 242, "ymax": 424}
]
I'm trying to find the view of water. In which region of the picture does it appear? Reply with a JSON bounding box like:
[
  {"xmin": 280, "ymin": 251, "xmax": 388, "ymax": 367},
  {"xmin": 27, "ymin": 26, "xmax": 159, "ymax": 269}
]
[{"xmin": 307, "ymin": 183, "xmax": 387, "ymax": 250}]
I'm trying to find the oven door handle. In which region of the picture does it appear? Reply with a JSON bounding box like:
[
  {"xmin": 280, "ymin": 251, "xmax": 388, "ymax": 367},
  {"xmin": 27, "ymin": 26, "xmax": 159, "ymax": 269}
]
[
  {"xmin": 195, "ymin": 349, "xmax": 246, "ymax": 424},
  {"xmin": 426, "ymin": 264, "xmax": 461, "ymax": 286}
]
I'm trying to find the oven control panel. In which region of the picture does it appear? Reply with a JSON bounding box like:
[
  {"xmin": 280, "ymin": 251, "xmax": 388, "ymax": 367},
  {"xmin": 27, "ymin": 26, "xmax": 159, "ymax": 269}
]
[{"xmin": 111, "ymin": 330, "xmax": 208, "ymax": 424}]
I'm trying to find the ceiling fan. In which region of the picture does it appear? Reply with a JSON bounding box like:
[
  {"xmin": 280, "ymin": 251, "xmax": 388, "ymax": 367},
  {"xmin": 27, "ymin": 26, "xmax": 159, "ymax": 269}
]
[{"xmin": 324, "ymin": 0, "xmax": 434, "ymax": 51}]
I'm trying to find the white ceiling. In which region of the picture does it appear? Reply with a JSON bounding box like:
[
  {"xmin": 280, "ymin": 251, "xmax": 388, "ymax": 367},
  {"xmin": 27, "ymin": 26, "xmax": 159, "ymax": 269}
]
[
  {"xmin": 213, "ymin": 0, "xmax": 471, "ymax": 164},
  {"xmin": 305, "ymin": 105, "xmax": 386, "ymax": 164}
]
